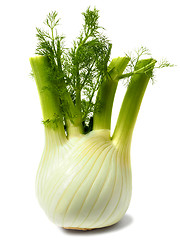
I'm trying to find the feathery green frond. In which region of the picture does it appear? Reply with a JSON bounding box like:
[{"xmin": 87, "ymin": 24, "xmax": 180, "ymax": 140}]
[{"xmin": 31, "ymin": 7, "xmax": 171, "ymax": 133}]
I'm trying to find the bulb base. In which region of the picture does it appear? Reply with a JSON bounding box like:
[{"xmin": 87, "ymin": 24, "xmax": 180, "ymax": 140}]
[{"xmin": 63, "ymin": 227, "xmax": 93, "ymax": 231}]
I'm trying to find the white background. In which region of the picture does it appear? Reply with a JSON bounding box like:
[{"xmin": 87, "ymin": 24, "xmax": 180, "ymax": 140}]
[{"xmin": 0, "ymin": 0, "xmax": 180, "ymax": 239}]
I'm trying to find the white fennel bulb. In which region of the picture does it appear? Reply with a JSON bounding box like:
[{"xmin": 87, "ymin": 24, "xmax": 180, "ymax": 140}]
[{"xmin": 36, "ymin": 129, "xmax": 132, "ymax": 229}]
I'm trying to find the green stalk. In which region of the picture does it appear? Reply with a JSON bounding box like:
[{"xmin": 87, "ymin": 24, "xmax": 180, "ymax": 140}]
[
  {"xmin": 66, "ymin": 86, "xmax": 83, "ymax": 137},
  {"xmin": 93, "ymin": 57, "xmax": 130, "ymax": 130},
  {"xmin": 75, "ymin": 87, "xmax": 83, "ymax": 127},
  {"xmin": 30, "ymin": 56, "xmax": 66, "ymax": 140},
  {"xmin": 112, "ymin": 58, "xmax": 156, "ymax": 147}
]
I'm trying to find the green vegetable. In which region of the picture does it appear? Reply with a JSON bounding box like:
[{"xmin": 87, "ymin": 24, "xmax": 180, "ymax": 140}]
[{"xmin": 30, "ymin": 7, "xmax": 170, "ymax": 230}]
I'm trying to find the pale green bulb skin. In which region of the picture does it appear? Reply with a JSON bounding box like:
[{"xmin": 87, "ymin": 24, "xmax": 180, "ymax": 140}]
[{"xmin": 36, "ymin": 129, "xmax": 132, "ymax": 229}]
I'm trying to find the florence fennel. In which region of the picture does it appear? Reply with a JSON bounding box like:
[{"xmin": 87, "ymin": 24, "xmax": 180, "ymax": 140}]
[{"xmin": 30, "ymin": 7, "xmax": 171, "ymax": 230}]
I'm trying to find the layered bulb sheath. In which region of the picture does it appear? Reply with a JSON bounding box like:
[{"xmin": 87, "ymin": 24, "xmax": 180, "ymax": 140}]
[{"xmin": 36, "ymin": 129, "xmax": 132, "ymax": 229}]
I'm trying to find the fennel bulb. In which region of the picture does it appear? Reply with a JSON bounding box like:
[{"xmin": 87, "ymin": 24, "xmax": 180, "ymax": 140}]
[
  {"xmin": 36, "ymin": 128, "xmax": 132, "ymax": 229},
  {"xmin": 30, "ymin": 8, "xmax": 168, "ymax": 230}
]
